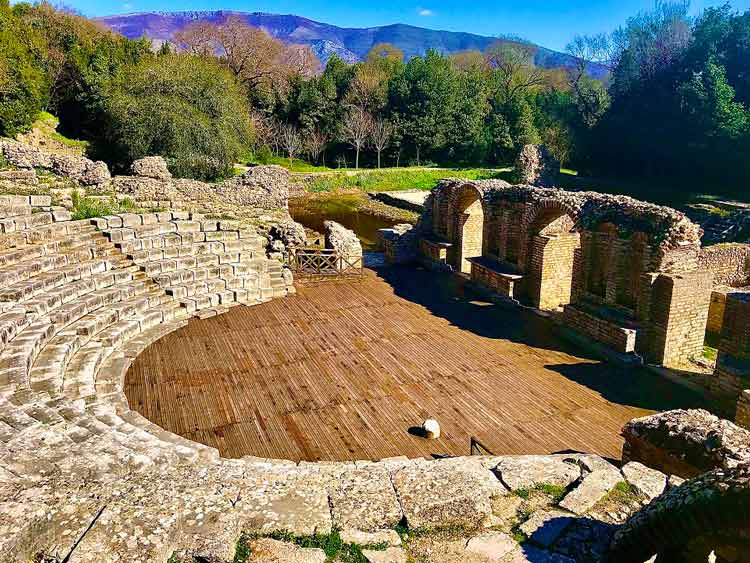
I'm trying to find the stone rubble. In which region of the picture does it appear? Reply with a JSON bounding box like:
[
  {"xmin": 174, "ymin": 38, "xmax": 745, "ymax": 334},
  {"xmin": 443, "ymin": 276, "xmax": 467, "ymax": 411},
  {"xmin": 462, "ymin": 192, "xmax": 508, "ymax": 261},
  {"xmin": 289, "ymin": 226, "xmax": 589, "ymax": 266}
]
[
  {"xmin": 131, "ymin": 155, "xmax": 173, "ymax": 181},
  {"xmin": 621, "ymin": 409, "xmax": 750, "ymax": 478},
  {"xmin": 0, "ymin": 138, "xmax": 110, "ymax": 185},
  {"xmin": 514, "ymin": 144, "xmax": 560, "ymax": 188}
]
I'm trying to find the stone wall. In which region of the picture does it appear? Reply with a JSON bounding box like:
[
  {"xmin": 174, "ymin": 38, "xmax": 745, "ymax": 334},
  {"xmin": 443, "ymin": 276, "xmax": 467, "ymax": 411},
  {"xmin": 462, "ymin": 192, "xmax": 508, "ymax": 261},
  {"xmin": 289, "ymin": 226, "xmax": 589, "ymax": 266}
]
[
  {"xmin": 621, "ymin": 409, "xmax": 750, "ymax": 478},
  {"xmin": 514, "ymin": 144, "xmax": 560, "ymax": 187},
  {"xmin": 698, "ymin": 243, "xmax": 750, "ymax": 286},
  {"xmin": 0, "ymin": 138, "xmax": 110, "ymax": 185},
  {"xmin": 379, "ymin": 223, "xmax": 420, "ymax": 264},
  {"xmin": 324, "ymin": 221, "xmax": 362, "ymax": 269},
  {"xmin": 113, "ymin": 164, "xmax": 291, "ymax": 219}
]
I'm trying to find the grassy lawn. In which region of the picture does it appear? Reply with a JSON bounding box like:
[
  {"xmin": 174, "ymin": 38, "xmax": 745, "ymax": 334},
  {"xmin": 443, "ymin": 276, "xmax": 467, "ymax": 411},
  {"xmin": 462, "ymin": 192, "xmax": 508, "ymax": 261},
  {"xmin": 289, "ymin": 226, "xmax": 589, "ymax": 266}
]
[
  {"xmin": 244, "ymin": 155, "xmax": 333, "ymax": 173},
  {"xmin": 304, "ymin": 167, "xmax": 512, "ymax": 193}
]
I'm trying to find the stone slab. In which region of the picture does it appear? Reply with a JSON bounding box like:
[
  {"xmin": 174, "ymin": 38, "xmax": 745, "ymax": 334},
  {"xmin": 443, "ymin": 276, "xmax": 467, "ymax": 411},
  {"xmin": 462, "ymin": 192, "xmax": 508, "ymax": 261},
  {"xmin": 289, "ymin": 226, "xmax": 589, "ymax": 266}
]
[{"xmin": 464, "ymin": 531, "xmax": 517, "ymax": 561}]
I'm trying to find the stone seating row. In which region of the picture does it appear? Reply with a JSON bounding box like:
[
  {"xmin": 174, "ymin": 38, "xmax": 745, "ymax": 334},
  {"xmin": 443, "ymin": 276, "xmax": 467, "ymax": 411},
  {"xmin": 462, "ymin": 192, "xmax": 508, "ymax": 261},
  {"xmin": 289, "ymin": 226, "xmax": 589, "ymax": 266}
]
[
  {"xmin": 102, "ymin": 213, "xmax": 289, "ymax": 314},
  {"xmin": 0, "ymin": 210, "xmax": 273, "ymax": 478}
]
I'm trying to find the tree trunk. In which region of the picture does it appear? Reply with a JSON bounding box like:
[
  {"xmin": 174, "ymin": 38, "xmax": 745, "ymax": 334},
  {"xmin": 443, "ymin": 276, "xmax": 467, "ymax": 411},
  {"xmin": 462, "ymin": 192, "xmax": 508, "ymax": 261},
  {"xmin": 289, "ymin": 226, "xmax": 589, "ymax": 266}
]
[
  {"xmin": 416, "ymin": 146, "xmax": 421, "ymax": 167},
  {"xmin": 377, "ymin": 150, "xmax": 381, "ymax": 169},
  {"xmin": 355, "ymin": 146, "xmax": 360, "ymax": 169}
]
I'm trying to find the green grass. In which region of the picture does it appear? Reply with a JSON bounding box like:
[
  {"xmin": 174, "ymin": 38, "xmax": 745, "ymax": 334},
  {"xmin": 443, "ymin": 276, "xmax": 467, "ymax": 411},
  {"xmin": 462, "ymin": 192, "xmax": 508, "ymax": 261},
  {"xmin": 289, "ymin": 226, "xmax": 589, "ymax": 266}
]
[
  {"xmin": 512, "ymin": 482, "xmax": 567, "ymax": 503},
  {"xmin": 305, "ymin": 167, "xmax": 511, "ymax": 193},
  {"xmin": 245, "ymin": 154, "xmax": 333, "ymax": 173},
  {"xmin": 70, "ymin": 191, "xmax": 143, "ymax": 220},
  {"xmin": 34, "ymin": 112, "xmax": 89, "ymax": 150},
  {"xmin": 703, "ymin": 346, "xmax": 718, "ymax": 362},
  {"xmin": 233, "ymin": 529, "xmax": 387, "ymax": 563}
]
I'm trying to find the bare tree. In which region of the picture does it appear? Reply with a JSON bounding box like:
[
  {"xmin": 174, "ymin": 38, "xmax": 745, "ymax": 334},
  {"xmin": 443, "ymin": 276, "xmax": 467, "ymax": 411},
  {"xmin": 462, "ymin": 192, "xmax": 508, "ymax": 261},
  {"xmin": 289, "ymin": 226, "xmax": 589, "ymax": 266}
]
[
  {"xmin": 485, "ymin": 42, "xmax": 546, "ymax": 101},
  {"xmin": 282, "ymin": 44, "xmax": 322, "ymax": 78},
  {"xmin": 370, "ymin": 119, "xmax": 393, "ymax": 169},
  {"xmin": 173, "ymin": 21, "xmax": 216, "ymax": 56},
  {"xmin": 250, "ymin": 111, "xmax": 275, "ymax": 152},
  {"xmin": 279, "ymin": 124, "xmax": 303, "ymax": 163},
  {"xmin": 566, "ymin": 33, "xmax": 617, "ymax": 91},
  {"xmin": 341, "ymin": 107, "xmax": 373, "ymax": 169},
  {"xmin": 305, "ymin": 129, "xmax": 329, "ymax": 165}
]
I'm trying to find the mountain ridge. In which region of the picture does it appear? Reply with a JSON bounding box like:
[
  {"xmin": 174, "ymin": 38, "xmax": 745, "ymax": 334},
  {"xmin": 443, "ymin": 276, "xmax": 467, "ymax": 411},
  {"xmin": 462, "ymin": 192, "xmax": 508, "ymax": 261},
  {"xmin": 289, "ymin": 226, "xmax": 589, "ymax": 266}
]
[{"xmin": 96, "ymin": 10, "xmax": 605, "ymax": 76}]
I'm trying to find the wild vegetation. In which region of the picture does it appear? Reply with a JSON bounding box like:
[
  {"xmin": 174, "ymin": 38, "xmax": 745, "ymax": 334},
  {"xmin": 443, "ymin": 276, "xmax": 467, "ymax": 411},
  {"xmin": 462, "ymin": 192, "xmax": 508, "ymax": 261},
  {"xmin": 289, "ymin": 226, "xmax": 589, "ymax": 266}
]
[{"xmin": 0, "ymin": 0, "xmax": 748, "ymax": 195}]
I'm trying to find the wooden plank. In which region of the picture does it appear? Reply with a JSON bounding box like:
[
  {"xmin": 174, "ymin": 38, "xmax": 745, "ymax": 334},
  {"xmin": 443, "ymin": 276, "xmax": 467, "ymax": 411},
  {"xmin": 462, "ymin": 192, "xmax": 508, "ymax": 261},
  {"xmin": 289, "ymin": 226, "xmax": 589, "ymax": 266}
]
[{"xmin": 124, "ymin": 268, "xmax": 712, "ymax": 462}]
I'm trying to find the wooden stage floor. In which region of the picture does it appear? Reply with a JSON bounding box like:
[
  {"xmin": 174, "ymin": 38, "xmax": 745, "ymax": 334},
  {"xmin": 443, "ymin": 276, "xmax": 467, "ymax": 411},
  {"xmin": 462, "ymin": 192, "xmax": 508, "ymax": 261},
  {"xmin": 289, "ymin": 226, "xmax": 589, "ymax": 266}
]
[{"xmin": 124, "ymin": 266, "xmax": 710, "ymax": 462}]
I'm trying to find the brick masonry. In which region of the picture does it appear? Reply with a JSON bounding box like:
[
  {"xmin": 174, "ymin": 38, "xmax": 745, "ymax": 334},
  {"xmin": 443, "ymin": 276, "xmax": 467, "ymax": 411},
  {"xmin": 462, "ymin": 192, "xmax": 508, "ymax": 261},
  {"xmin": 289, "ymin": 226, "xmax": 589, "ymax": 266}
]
[
  {"xmin": 407, "ymin": 179, "xmax": 746, "ymax": 369},
  {"xmin": 711, "ymin": 293, "xmax": 750, "ymax": 405},
  {"xmin": 736, "ymin": 390, "xmax": 750, "ymax": 430}
]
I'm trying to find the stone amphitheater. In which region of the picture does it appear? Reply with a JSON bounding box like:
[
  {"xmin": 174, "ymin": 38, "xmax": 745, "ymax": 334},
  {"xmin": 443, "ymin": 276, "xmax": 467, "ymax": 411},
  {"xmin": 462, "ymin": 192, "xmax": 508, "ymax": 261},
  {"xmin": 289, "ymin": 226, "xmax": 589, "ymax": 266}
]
[{"xmin": 0, "ymin": 141, "xmax": 749, "ymax": 563}]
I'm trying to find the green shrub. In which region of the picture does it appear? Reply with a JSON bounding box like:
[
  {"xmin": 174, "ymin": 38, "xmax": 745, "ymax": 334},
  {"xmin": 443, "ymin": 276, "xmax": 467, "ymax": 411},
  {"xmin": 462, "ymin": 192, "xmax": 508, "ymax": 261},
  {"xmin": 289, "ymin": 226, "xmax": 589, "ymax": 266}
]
[
  {"xmin": 94, "ymin": 54, "xmax": 253, "ymax": 181},
  {"xmin": 0, "ymin": 4, "xmax": 49, "ymax": 136}
]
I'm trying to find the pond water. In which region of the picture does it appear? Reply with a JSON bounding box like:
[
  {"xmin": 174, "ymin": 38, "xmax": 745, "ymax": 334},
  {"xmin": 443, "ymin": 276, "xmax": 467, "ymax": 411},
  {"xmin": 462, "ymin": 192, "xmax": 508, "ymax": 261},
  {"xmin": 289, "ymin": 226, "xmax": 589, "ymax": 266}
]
[{"xmin": 289, "ymin": 194, "xmax": 401, "ymax": 251}]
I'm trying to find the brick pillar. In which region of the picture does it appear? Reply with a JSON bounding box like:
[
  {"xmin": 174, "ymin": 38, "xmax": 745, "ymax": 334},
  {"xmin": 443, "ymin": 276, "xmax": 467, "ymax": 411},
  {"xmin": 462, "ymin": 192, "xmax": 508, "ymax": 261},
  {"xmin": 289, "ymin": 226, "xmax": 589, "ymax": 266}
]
[
  {"xmin": 528, "ymin": 233, "xmax": 580, "ymax": 311},
  {"xmin": 497, "ymin": 210, "xmax": 509, "ymax": 261},
  {"xmin": 647, "ymin": 271, "xmax": 713, "ymax": 367},
  {"xmin": 736, "ymin": 390, "xmax": 750, "ymax": 430},
  {"xmin": 712, "ymin": 293, "xmax": 750, "ymax": 403}
]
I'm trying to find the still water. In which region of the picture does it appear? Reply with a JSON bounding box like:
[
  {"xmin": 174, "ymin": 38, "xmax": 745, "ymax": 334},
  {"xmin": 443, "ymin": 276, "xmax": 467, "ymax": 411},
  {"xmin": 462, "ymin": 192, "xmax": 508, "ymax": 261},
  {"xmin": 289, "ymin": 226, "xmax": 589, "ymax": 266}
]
[{"xmin": 289, "ymin": 194, "xmax": 400, "ymax": 251}]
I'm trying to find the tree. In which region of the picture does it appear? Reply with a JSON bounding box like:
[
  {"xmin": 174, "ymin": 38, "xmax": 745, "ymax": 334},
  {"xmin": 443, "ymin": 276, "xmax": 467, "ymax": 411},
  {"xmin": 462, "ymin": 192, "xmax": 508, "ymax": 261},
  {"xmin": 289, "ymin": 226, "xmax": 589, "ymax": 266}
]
[
  {"xmin": 279, "ymin": 123, "xmax": 303, "ymax": 163},
  {"xmin": 389, "ymin": 50, "xmax": 461, "ymax": 165},
  {"xmin": 0, "ymin": 2, "xmax": 48, "ymax": 136},
  {"xmin": 96, "ymin": 54, "xmax": 252, "ymax": 180},
  {"xmin": 341, "ymin": 106, "xmax": 373, "ymax": 169},
  {"xmin": 305, "ymin": 128, "xmax": 329, "ymax": 165},
  {"xmin": 370, "ymin": 119, "xmax": 393, "ymax": 168},
  {"xmin": 485, "ymin": 42, "xmax": 546, "ymax": 102},
  {"xmin": 173, "ymin": 16, "xmax": 320, "ymax": 92}
]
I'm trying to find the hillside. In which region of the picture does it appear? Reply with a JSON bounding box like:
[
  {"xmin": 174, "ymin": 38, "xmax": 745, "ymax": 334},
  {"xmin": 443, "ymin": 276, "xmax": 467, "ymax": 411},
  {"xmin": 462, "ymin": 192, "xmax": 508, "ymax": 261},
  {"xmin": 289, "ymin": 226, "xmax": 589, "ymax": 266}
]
[{"xmin": 96, "ymin": 10, "xmax": 606, "ymax": 76}]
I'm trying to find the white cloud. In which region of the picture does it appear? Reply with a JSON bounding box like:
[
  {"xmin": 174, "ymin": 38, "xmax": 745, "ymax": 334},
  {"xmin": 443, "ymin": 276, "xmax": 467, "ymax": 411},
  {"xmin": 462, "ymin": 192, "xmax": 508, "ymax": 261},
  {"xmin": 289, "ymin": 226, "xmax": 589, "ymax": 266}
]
[
  {"xmin": 418, "ymin": 8, "xmax": 433, "ymax": 16},
  {"xmin": 122, "ymin": 2, "xmax": 133, "ymax": 9}
]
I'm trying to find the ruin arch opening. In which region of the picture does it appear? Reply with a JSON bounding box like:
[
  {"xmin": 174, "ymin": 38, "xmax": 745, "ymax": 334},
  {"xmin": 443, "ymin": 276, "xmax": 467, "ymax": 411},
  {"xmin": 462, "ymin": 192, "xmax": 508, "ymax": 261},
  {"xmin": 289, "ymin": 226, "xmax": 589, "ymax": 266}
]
[
  {"xmin": 523, "ymin": 205, "xmax": 580, "ymax": 311},
  {"xmin": 454, "ymin": 186, "xmax": 484, "ymax": 274}
]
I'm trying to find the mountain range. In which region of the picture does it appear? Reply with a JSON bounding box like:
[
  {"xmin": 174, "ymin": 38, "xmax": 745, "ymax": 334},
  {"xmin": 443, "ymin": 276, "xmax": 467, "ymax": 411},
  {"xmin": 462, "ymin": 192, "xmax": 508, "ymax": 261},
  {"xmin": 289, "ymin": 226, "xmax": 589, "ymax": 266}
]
[{"xmin": 97, "ymin": 10, "xmax": 605, "ymax": 77}]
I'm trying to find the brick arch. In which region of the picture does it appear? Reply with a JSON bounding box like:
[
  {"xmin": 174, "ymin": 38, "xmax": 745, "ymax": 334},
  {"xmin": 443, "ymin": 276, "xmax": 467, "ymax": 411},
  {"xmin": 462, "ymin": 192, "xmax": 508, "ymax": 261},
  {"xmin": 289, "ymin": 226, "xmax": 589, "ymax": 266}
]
[
  {"xmin": 449, "ymin": 183, "xmax": 486, "ymax": 273},
  {"xmin": 517, "ymin": 201, "xmax": 579, "ymax": 272},
  {"xmin": 518, "ymin": 201, "xmax": 582, "ymax": 311}
]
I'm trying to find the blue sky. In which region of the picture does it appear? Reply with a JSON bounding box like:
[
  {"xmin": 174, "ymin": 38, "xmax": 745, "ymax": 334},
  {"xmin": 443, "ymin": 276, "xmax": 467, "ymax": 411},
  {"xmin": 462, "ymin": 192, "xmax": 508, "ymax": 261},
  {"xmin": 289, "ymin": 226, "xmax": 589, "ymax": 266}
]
[{"xmin": 64, "ymin": 0, "xmax": 750, "ymax": 51}]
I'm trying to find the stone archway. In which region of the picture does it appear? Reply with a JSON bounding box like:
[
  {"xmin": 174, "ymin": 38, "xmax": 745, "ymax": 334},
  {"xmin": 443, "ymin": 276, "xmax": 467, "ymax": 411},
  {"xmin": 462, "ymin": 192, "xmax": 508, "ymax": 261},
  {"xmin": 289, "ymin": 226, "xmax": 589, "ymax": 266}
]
[
  {"xmin": 456, "ymin": 189, "xmax": 484, "ymax": 274},
  {"xmin": 523, "ymin": 205, "xmax": 580, "ymax": 311}
]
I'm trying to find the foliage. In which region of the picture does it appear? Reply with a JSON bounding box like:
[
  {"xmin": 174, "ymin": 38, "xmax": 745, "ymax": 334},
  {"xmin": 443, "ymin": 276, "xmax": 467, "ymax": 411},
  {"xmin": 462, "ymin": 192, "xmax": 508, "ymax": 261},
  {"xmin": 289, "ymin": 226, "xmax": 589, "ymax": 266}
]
[
  {"xmin": 0, "ymin": 0, "xmax": 49, "ymax": 136},
  {"xmin": 588, "ymin": 2, "xmax": 750, "ymax": 192},
  {"xmin": 95, "ymin": 54, "xmax": 252, "ymax": 180},
  {"xmin": 69, "ymin": 191, "xmax": 142, "ymax": 220}
]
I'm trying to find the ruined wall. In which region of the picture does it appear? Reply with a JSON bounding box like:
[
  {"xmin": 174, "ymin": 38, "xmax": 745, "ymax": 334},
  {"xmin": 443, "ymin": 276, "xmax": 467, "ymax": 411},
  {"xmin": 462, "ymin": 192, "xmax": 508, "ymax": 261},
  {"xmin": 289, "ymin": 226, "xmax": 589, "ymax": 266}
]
[
  {"xmin": 698, "ymin": 243, "xmax": 750, "ymax": 287},
  {"xmin": 622, "ymin": 409, "xmax": 750, "ymax": 478},
  {"xmin": 711, "ymin": 293, "xmax": 750, "ymax": 403},
  {"xmin": 417, "ymin": 179, "xmax": 718, "ymax": 366}
]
